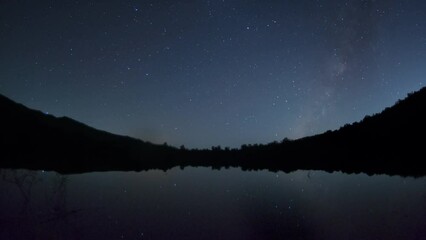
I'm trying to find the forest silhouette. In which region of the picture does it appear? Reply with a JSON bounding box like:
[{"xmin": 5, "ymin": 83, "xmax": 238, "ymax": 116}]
[{"xmin": 1, "ymin": 87, "xmax": 425, "ymax": 176}]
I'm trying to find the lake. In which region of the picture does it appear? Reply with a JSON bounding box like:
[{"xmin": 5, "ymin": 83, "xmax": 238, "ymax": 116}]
[{"xmin": 0, "ymin": 167, "xmax": 425, "ymax": 239}]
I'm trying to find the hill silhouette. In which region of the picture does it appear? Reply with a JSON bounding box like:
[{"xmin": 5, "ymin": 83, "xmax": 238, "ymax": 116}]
[
  {"xmin": 0, "ymin": 94, "xmax": 179, "ymax": 172},
  {"xmin": 1, "ymin": 88, "xmax": 425, "ymax": 176},
  {"xmin": 231, "ymin": 88, "xmax": 426, "ymax": 176}
]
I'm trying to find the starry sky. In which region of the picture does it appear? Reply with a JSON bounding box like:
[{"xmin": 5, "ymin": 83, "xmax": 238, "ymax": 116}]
[{"xmin": 1, "ymin": 0, "xmax": 425, "ymax": 149}]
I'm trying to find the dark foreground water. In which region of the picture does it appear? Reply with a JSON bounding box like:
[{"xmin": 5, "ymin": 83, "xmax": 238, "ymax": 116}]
[{"xmin": 0, "ymin": 167, "xmax": 425, "ymax": 240}]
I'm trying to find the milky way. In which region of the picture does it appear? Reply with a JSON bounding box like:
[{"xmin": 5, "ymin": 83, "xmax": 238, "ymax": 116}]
[{"xmin": 1, "ymin": 0, "xmax": 425, "ymax": 148}]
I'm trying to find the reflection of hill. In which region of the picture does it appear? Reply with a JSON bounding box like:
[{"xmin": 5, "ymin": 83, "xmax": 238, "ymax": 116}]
[{"xmin": 1, "ymin": 87, "xmax": 426, "ymax": 177}]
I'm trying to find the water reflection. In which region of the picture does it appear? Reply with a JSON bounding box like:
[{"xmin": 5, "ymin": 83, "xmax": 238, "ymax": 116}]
[
  {"xmin": 0, "ymin": 169, "xmax": 83, "ymax": 239},
  {"xmin": 0, "ymin": 168, "xmax": 425, "ymax": 239}
]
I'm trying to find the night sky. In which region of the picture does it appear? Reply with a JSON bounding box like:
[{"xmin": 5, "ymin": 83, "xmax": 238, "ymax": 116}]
[{"xmin": 1, "ymin": 1, "xmax": 425, "ymax": 149}]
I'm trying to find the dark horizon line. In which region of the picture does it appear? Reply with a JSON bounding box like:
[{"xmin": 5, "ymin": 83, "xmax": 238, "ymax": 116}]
[
  {"xmin": 1, "ymin": 86, "xmax": 425, "ymax": 178},
  {"xmin": 0, "ymin": 89, "xmax": 418, "ymax": 151}
]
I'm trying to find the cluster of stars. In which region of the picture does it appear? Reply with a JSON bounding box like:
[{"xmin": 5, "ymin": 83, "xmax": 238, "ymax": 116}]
[{"xmin": 1, "ymin": 1, "xmax": 425, "ymax": 148}]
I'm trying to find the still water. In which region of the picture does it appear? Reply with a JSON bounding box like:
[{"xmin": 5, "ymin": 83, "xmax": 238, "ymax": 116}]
[{"xmin": 0, "ymin": 167, "xmax": 425, "ymax": 239}]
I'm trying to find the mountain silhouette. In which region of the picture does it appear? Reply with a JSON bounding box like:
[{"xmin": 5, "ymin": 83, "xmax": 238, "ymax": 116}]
[
  {"xmin": 1, "ymin": 88, "xmax": 425, "ymax": 176},
  {"xmin": 233, "ymin": 88, "xmax": 426, "ymax": 176},
  {"xmin": 0, "ymin": 94, "xmax": 179, "ymax": 172}
]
